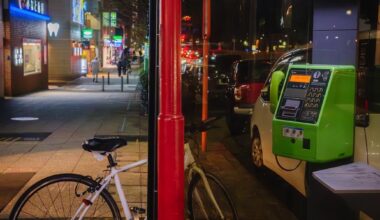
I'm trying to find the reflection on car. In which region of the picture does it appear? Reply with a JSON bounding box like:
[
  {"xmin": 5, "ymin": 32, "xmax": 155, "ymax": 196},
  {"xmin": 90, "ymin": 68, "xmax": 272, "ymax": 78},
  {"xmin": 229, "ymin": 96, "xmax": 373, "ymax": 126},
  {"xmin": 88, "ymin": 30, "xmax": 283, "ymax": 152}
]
[
  {"xmin": 225, "ymin": 59, "xmax": 271, "ymax": 134},
  {"xmin": 182, "ymin": 53, "xmax": 241, "ymax": 116}
]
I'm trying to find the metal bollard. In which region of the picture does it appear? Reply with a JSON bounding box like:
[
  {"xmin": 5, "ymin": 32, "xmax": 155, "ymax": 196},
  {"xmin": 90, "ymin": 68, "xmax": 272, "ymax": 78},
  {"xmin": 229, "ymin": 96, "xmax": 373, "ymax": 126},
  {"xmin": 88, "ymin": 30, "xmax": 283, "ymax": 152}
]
[
  {"xmin": 102, "ymin": 76, "xmax": 105, "ymax": 92},
  {"xmin": 107, "ymin": 72, "xmax": 110, "ymax": 85},
  {"xmin": 121, "ymin": 76, "xmax": 124, "ymax": 92},
  {"xmin": 126, "ymin": 73, "xmax": 129, "ymax": 84}
]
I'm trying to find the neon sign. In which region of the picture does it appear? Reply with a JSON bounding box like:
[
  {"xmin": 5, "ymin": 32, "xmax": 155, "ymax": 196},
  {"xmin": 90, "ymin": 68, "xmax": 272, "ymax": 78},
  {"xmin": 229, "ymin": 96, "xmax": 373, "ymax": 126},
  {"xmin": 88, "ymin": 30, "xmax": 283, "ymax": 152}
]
[
  {"xmin": 18, "ymin": 0, "xmax": 45, "ymax": 14},
  {"xmin": 10, "ymin": 5, "xmax": 50, "ymax": 21},
  {"xmin": 14, "ymin": 48, "xmax": 23, "ymax": 66},
  {"xmin": 103, "ymin": 12, "xmax": 117, "ymax": 27},
  {"xmin": 47, "ymin": 23, "xmax": 60, "ymax": 37},
  {"xmin": 82, "ymin": 28, "xmax": 93, "ymax": 39},
  {"xmin": 72, "ymin": 0, "xmax": 84, "ymax": 24},
  {"xmin": 113, "ymin": 35, "xmax": 122, "ymax": 42},
  {"xmin": 103, "ymin": 12, "xmax": 110, "ymax": 27},
  {"xmin": 110, "ymin": 12, "xmax": 117, "ymax": 27}
]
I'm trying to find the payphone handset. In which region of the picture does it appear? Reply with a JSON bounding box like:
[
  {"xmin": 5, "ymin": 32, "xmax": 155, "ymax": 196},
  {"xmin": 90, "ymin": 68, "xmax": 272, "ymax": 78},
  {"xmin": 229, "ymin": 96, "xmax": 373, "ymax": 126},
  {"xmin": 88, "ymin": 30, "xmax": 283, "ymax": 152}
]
[{"xmin": 272, "ymin": 64, "xmax": 356, "ymax": 162}]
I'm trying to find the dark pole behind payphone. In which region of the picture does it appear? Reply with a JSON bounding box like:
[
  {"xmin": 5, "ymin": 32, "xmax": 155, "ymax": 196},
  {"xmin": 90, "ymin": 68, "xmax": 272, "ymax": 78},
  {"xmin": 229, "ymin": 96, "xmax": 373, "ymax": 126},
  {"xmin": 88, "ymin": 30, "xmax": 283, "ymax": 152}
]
[
  {"xmin": 147, "ymin": 0, "xmax": 158, "ymax": 218},
  {"xmin": 306, "ymin": 0, "xmax": 359, "ymax": 219}
]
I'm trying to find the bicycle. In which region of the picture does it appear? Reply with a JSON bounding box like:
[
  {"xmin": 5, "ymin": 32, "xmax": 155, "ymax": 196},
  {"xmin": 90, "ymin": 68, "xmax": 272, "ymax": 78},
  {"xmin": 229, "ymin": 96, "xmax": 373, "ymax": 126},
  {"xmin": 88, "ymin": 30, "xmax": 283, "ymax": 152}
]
[
  {"xmin": 10, "ymin": 137, "xmax": 147, "ymax": 220},
  {"xmin": 10, "ymin": 119, "xmax": 238, "ymax": 220},
  {"xmin": 185, "ymin": 117, "xmax": 239, "ymax": 220}
]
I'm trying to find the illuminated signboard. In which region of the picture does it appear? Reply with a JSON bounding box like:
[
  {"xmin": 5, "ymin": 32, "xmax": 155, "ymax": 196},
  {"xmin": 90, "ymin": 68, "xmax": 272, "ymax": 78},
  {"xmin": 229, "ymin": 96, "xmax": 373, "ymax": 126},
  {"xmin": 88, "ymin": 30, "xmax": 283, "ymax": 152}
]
[
  {"xmin": 23, "ymin": 38, "xmax": 42, "ymax": 76},
  {"xmin": 110, "ymin": 12, "xmax": 117, "ymax": 27},
  {"xmin": 72, "ymin": 0, "xmax": 84, "ymax": 24},
  {"xmin": 18, "ymin": 0, "xmax": 45, "ymax": 14},
  {"xmin": 82, "ymin": 28, "xmax": 93, "ymax": 39},
  {"xmin": 47, "ymin": 23, "xmax": 60, "ymax": 37},
  {"xmin": 103, "ymin": 12, "xmax": 117, "ymax": 27},
  {"xmin": 113, "ymin": 35, "xmax": 122, "ymax": 41},
  {"xmin": 14, "ymin": 48, "xmax": 23, "ymax": 66},
  {"xmin": 102, "ymin": 12, "xmax": 110, "ymax": 27}
]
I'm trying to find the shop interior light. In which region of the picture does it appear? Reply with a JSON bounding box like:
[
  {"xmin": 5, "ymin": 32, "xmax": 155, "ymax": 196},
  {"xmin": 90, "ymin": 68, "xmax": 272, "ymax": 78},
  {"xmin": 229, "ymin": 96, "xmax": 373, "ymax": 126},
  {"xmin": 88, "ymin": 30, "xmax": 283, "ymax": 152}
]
[{"xmin": 10, "ymin": 5, "xmax": 50, "ymax": 21}]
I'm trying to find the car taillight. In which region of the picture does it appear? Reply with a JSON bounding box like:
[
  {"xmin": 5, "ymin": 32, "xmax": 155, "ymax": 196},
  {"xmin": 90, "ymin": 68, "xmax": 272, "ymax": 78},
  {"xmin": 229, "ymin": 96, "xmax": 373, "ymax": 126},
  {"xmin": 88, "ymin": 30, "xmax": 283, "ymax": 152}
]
[{"xmin": 234, "ymin": 86, "xmax": 242, "ymax": 101}]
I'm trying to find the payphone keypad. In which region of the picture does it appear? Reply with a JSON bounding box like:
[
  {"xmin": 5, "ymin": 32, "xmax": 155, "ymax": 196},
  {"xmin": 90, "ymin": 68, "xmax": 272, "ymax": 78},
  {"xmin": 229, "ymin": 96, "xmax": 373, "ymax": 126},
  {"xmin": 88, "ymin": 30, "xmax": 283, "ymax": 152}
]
[{"xmin": 277, "ymin": 69, "xmax": 330, "ymax": 123}]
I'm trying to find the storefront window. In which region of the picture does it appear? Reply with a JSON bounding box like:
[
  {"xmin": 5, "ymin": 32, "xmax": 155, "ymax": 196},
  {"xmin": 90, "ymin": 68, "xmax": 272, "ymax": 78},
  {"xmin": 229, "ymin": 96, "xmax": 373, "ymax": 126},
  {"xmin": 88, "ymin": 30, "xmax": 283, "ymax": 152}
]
[
  {"xmin": 181, "ymin": 0, "xmax": 313, "ymax": 219},
  {"xmin": 359, "ymin": 0, "xmax": 380, "ymax": 113},
  {"xmin": 23, "ymin": 39, "xmax": 42, "ymax": 76}
]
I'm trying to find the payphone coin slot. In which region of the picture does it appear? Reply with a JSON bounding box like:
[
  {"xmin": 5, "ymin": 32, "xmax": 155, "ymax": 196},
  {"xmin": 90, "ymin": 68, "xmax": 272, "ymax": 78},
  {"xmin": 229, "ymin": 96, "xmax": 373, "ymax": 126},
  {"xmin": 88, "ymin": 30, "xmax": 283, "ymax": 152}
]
[
  {"xmin": 303, "ymin": 139, "xmax": 311, "ymax": 149},
  {"xmin": 282, "ymin": 110, "xmax": 298, "ymax": 118}
]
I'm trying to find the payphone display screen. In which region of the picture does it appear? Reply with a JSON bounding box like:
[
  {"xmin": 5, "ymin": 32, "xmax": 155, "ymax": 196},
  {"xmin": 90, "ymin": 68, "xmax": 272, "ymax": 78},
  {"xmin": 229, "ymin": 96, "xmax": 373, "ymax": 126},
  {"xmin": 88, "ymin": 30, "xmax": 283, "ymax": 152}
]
[{"xmin": 276, "ymin": 68, "xmax": 331, "ymax": 123}]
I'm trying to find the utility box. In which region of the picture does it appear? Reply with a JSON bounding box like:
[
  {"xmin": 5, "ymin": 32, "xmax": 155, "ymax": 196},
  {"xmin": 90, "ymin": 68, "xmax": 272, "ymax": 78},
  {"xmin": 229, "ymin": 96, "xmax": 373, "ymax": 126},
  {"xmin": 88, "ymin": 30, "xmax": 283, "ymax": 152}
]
[{"xmin": 272, "ymin": 64, "xmax": 356, "ymax": 162}]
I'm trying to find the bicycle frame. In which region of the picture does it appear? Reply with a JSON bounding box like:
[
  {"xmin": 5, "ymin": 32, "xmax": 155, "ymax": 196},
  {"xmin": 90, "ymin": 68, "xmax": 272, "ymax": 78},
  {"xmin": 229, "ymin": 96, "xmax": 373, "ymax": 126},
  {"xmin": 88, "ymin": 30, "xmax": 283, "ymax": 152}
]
[
  {"xmin": 72, "ymin": 156, "xmax": 148, "ymax": 220},
  {"xmin": 185, "ymin": 143, "xmax": 225, "ymax": 219},
  {"xmin": 188, "ymin": 165, "xmax": 225, "ymax": 219}
]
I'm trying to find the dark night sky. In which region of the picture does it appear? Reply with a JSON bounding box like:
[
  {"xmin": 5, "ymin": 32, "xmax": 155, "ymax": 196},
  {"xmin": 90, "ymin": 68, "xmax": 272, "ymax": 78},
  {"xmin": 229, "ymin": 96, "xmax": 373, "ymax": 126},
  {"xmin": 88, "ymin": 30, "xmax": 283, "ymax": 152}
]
[{"xmin": 182, "ymin": 0, "xmax": 244, "ymax": 45}]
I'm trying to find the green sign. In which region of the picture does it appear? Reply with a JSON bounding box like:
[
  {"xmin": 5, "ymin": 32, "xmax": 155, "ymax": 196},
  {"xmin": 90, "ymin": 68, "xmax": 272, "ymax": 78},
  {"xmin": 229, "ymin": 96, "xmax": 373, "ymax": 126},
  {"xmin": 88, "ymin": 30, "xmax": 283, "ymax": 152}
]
[
  {"xmin": 82, "ymin": 28, "xmax": 93, "ymax": 39},
  {"xmin": 103, "ymin": 12, "xmax": 116, "ymax": 27},
  {"xmin": 111, "ymin": 12, "xmax": 117, "ymax": 27},
  {"xmin": 102, "ymin": 12, "xmax": 110, "ymax": 27},
  {"xmin": 113, "ymin": 35, "xmax": 122, "ymax": 41}
]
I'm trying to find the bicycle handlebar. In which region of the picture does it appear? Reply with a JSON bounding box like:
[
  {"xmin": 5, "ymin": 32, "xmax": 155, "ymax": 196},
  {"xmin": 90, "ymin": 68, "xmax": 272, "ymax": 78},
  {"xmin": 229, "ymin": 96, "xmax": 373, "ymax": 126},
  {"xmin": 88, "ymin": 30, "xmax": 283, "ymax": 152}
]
[{"xmin": 185, "ymin": 116, "xmax": 221, "ymax": 134}]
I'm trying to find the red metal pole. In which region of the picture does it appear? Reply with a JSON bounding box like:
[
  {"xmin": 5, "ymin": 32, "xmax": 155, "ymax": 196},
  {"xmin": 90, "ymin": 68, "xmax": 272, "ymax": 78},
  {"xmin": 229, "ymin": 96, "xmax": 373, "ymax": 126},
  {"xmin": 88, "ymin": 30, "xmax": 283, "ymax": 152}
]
[
  {"xmin": 201, "ymin": 0, "xmax": 211, "ymax": 151},
  {"xmin": 157, "ymin": 0, "xmax": 184, "ymax": 218}
]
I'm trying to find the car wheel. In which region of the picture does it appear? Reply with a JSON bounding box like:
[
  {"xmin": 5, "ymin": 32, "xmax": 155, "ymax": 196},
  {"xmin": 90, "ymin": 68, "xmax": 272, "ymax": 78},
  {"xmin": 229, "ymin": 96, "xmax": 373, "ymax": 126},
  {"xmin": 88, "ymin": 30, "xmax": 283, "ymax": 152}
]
[{"xmin": 251, "ymin": 134, "xmax": 263, "ymax": 168}]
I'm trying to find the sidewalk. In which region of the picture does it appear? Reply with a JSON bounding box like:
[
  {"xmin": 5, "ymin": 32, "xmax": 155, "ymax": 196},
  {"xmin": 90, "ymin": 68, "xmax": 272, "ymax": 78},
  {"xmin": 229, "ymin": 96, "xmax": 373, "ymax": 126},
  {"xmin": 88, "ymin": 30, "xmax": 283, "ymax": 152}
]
[
  {"xmin": 0, "ymin": 70, "xmax": 148, "ymax": 218},
  {"xmin": 52, "ymin": 69, "xmax": 142, "ymax": 92}
]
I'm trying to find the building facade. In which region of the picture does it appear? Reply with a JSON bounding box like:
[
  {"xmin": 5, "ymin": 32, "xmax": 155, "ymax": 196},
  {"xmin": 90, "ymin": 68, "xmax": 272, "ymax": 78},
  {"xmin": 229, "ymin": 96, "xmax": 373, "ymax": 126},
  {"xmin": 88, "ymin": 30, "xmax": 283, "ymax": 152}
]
[
  {"xmin": 0, "ymin": 0, "xmax": 4, "ymax": 98},
  {"xmin": 3, "ymin": 0, "xmax": 49, "ymax": 96},
  {"xmin": 48, "ymin": 0, "xmax": 87, "ymax": 82},
  {"xmin": 82, "ymin": 0, "xmax": 101, "ymax": 67}
]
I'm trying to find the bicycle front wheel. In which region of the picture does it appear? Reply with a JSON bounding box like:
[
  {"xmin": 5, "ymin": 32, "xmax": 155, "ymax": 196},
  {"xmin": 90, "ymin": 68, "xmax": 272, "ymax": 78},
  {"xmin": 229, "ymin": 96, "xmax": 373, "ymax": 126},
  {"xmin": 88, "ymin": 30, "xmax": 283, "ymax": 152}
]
[
  {"xmin": 187, "ymin": 172, "xmax": 238, "ymax": 220},
  {"xmin": 10, "ymin": 173, "xmax": 121, "ymax": 220}
]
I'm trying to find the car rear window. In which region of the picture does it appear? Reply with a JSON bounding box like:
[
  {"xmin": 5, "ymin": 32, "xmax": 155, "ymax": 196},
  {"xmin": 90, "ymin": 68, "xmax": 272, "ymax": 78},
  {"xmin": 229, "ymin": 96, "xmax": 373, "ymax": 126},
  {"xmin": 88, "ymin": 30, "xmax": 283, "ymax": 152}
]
[{"xmin": 236, "ymin": 61, "xmax": 271, "ymax": 84}]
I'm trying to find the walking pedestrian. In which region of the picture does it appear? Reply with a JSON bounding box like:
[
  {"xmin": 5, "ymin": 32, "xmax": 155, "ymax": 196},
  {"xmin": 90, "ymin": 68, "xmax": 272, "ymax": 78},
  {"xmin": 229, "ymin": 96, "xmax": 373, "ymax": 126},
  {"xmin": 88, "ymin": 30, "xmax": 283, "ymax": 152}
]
[
  {"xmin": 91, "ymin": 57, "xmax": 100, "ymax": 82},
  {"xmin": 138, "ymin": 49, "xmax": 143, "ymax": 63},
  {"xmin": 117, "ymin": 48, "xmax": 131, "ymax": 76}
]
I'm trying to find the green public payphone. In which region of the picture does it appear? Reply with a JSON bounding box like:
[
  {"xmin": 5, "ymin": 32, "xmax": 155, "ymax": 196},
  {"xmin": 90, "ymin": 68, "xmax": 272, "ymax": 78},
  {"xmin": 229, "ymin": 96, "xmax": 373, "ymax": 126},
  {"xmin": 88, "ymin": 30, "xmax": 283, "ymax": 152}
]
[{"xmin": 272, "ymin": 64, "xmax": 356, "ymax": 162}]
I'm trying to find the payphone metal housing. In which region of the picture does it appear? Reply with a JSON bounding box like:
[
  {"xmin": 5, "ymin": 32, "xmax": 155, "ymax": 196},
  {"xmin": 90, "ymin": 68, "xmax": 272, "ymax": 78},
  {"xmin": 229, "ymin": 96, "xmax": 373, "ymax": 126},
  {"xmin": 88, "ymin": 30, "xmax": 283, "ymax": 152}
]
[{"xmin": 272, "ymin": 64, "xmax": 356, "ymax": 162}]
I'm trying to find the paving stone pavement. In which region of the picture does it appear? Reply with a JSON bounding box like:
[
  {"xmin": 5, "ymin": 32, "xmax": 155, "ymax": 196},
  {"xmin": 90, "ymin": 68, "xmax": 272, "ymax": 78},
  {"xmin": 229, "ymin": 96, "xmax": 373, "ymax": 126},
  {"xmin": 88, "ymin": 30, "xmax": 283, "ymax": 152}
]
[{"xmin": 0, "ymin": 70, "xmax": 148, "ymax": 218}]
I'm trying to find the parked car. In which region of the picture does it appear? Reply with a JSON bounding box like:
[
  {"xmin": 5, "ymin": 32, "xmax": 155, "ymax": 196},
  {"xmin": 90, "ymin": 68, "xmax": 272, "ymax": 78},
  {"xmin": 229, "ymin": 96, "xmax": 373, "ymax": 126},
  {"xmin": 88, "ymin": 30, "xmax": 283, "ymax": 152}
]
[
  {"xmin": 182, "ymin": 53, "xmax": 241, "ymax": 116},
  {"xmin": 249, "ymin": 48, "xmax": 380, "ymax": 197},
  {"xmin": 225, "ymin": 59, "xmax": 272, "ymax": 134}
]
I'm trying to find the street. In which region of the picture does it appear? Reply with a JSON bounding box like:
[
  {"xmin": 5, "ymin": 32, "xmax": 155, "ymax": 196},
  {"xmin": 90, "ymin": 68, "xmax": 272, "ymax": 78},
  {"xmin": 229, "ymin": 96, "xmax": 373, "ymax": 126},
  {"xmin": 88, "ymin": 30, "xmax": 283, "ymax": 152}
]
[{"xmin": 0, "ymin": 70, "xmax": 148, "ymax": 219}]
